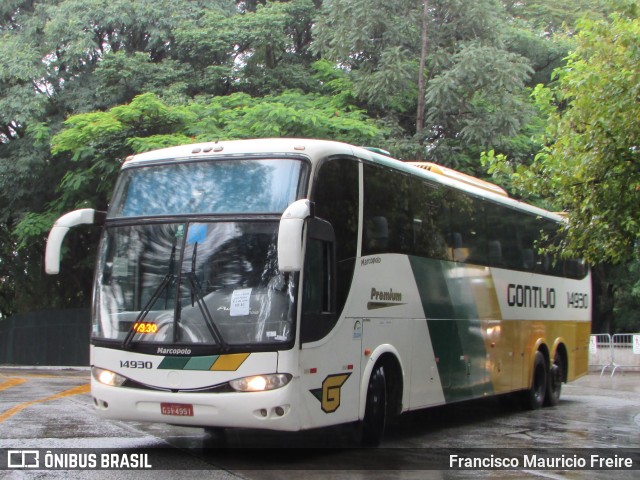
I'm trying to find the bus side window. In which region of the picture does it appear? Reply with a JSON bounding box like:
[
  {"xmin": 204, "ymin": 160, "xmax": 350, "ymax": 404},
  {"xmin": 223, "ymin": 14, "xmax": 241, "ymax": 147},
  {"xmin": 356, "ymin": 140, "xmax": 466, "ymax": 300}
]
[
  {"xmin": 409, "ymin": 176, "xmax": 448, "ymax": 260},
  {"xmin": 304, "ymin": 155, "xmax": 360, "ymax": 345},
  {"xmin": 365, "ymin": 216, "xmax": 389, "ymax": 251},
  {"xmin": 312, "ymin": 156, "xmax": 359, "ymax": 319},
  {"xmin": 303, "ymin": 238, "xmax": 332, "ymax": 314},
  {"xmin": 362, "ymin": 163, "xmax": 414, "ymax": 256},
  {"xmin": 300, "ymin": 218, "xmax": 337, "ymax": 344}
]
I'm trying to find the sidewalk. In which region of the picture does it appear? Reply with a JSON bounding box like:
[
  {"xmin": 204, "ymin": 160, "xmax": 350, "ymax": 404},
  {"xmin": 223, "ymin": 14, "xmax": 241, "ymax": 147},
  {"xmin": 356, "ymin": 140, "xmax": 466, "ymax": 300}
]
[{"xmin": 573, "ymin": 370, "xmax": 640, "ymax": 394}]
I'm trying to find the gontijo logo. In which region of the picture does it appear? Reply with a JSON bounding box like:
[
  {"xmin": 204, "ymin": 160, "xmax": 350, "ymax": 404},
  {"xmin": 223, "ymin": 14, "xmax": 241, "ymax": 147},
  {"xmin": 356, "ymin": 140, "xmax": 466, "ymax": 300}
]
[
  {"xmin": 507, "ymin": 283, "xmax": 556, "ymax": 309},
  {"xmin": 310, "ymin": 373, "xmax": 351, "ymax": 413}
]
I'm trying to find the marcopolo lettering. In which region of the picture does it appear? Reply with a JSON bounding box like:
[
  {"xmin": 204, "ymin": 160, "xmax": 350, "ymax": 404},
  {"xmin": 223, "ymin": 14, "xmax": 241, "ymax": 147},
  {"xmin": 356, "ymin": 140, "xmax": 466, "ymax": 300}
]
[
  {"xmin": 156, "ymin": 347, "xmax": 192, "ymax": 355},
  {"xmin": 361, "ymin": 257, "xmax": 382, "ymax": 267},
  {"xmin": 507, "ymin": 284, "xmax": 556, "ymax": 309}
]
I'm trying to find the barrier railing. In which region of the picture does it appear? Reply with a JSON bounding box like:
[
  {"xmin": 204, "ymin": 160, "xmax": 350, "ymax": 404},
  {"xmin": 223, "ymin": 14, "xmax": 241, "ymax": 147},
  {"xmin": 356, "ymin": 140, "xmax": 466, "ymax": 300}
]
[
  {"xmin": 589, "ymin": 333, "xmax": 640, "ymax": 376},
  {"xmin": 589, "ymin": 334, "xmax": 613, "ymax": 376}
]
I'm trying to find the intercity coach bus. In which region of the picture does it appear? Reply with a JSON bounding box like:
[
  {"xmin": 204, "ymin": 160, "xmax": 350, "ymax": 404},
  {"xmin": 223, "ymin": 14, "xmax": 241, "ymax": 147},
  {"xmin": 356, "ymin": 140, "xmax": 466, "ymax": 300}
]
[{"xmin": 45, "ymin": 138, "xmax": 591, "ymax": 445}]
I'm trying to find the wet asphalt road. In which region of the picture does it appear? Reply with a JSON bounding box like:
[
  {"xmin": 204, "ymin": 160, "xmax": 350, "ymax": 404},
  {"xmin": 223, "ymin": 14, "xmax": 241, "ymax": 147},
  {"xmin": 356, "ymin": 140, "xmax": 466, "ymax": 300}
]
[{"xmin": 0, "ymin": 367, "xmax": 638, "ymax": 479}]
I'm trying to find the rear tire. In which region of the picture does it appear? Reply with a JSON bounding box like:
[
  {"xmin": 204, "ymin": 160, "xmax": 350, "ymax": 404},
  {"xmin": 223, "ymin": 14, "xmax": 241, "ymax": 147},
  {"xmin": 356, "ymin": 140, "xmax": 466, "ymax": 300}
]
[
  {"xmin": 544, "ymin": 351, "xmax": 563, "ymax": 407},
  {"xmin": 360, "ymin": 364, "xmax": 387, "ymax": 446},
  {"xmin": 523, "ymin": 351, "xmax": 547, "ymax": 410}
]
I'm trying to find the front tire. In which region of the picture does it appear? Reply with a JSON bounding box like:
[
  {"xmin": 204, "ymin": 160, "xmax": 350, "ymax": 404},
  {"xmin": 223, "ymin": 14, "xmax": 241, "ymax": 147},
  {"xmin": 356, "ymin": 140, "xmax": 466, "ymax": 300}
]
[{"xmin": 360, "ymin": 364, "xmax": 387, "ymax": 446}]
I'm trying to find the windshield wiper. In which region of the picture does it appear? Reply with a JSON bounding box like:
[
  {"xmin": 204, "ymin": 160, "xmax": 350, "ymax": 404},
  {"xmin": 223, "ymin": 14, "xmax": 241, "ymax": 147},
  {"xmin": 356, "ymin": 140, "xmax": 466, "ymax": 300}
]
[
  {"xmin": 122, "ymin": 273, "xmax": 176, "ymax": 349},
  {"xmin": 183, "ymin": 272, "xmax": 227, "ymax": 350},
  {"xmin": 123, "ymin": 235, "xmax": 179, "ymax": 349},
  {"xmin": 183, "ymin": 242, "xmax": 228, "ymax": 350}
]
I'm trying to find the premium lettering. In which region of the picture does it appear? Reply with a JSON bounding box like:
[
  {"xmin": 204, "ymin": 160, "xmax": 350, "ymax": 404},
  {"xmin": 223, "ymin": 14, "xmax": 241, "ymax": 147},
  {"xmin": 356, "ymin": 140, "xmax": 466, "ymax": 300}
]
[{"xmin": 370, "ymin": 288, "xmax": 402, "ymax": 302}]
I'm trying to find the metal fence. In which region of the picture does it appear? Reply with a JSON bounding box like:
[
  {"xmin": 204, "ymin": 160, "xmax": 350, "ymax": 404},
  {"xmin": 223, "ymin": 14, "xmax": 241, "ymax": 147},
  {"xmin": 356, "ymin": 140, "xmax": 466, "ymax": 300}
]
[
  {"xmin": 589, "ymin": 333, "xmax": 640, "ymax": 376},
  {"xmin": 0, "ymin": 309, "xmax": 91, "ymax": 366}
]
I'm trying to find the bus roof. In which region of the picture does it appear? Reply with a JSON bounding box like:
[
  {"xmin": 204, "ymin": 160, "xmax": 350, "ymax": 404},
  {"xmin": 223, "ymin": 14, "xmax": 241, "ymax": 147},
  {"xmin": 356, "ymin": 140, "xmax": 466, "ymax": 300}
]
[{"xmin": 123, "ymin": 138, "xmax": 563, "ymax": 223}]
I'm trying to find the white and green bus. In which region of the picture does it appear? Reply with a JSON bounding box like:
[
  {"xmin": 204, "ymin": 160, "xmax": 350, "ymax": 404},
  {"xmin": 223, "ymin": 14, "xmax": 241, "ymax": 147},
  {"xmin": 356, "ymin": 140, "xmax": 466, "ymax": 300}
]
[{"xmin": 45, "ymin": 138, "xmax": 591, "ymax": 445}]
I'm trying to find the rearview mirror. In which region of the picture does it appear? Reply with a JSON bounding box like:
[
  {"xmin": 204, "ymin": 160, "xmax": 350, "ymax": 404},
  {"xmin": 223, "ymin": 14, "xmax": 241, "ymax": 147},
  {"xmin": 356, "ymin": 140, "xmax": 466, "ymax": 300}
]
[
  {"xmin": 277, "ymin": 199, "xmax": 312, "ymax": 272},
  {"xmin": 45, "ymin": 208, "xmax": 106, "ymax": 274}
]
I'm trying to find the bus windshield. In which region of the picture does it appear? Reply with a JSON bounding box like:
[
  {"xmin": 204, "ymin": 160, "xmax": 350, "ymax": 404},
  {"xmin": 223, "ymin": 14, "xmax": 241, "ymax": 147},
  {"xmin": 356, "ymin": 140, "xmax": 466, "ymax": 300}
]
[
  {"xmin": 94, "ymin": 157, "xmax": 307, "ymax": 350},
  {"xmin": 108, "ymin": 158, "xmax": 306, "ymax": 217},
  {"xmin": 93, "ymin": 221, "xmax": 295, "ymax": 349}
]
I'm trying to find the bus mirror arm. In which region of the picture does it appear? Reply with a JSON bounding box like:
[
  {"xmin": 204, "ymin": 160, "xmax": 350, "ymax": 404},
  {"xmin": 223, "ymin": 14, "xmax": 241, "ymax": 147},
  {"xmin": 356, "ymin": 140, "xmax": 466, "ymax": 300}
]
[
  {"xmin": 278, "ymin": 199, "xmax": 313, "ymax": 273},
  {"xmin": 45, "ymin": 208, "xmax": 106, "ymax": 275}
]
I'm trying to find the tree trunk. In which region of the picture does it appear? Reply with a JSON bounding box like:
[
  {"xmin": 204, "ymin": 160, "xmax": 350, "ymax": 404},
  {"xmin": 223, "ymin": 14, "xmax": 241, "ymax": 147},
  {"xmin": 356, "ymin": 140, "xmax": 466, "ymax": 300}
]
[{"xmin": 416, "ymin": 0, "xmax": 429, "ymax": 134}]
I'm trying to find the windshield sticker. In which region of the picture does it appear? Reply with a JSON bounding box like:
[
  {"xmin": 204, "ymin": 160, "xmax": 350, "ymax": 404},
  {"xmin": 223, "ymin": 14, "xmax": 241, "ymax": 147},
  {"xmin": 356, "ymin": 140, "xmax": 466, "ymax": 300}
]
[{"xmin": 230, "ymin": 288, "xmax": 253, "ymax": 316}]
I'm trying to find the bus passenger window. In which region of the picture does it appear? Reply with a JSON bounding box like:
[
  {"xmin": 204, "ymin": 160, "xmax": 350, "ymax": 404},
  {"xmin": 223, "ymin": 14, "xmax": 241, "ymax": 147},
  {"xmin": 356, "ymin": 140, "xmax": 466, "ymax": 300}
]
[{"xmin": 365, "ymin": 216, "xmax": 389, "ymax": 252}]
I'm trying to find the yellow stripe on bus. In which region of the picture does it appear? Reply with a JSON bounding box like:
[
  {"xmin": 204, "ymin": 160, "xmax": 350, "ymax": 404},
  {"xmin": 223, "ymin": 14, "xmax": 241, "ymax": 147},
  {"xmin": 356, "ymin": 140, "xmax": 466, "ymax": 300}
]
[
  {"xmin": 210, "ymin": 353, "xmax": 250, "ymax": 371},
  {"xmin": 0, "ymin": 384, "xmax": 90, "ymax": 423}
]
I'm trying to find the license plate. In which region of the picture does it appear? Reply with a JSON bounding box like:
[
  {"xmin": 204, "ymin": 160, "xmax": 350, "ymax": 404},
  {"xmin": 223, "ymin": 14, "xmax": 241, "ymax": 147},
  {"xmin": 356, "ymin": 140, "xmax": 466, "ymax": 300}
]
[{"xmin": 160, "ymin": 402, "xmax": 194, "ymax": 416}]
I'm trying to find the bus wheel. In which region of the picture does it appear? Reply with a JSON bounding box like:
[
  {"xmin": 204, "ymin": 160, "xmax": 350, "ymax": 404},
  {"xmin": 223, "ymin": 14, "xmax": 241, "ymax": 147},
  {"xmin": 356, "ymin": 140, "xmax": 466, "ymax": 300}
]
[
  {"xmin": 544, "ymin": 351, "xmax": 563, "ymax": 407},
  {"xmin": 360, "ymin": 363, "xmax": 387, "ymax": 446},
  {"xmin": 523, "ymin": 351, "xmax": 547, "ymax": 410}
]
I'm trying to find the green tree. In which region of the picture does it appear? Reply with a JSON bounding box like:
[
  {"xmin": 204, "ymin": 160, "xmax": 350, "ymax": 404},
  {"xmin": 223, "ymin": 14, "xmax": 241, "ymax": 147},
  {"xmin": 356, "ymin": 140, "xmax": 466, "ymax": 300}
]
[
  {"xmin": 609, "ymin": 260, "xmax": 640, "ymax": 333},
  {"xmin": 12, "ymin": 90, "xmax": 383, "ymax": 300},
  {"xmin": 484, "ymin": 2, "xmax": 640, "ymax": 333},
  {"xmin": 0, "ymin": 0, "xmax": 328, "ymax": 318},
  {"xmin": 486, "ymin": 6, "xmax": 640, "ymax": 265},
  {"xmin": 503, "ymin": 0, "xmax": 613, "ymax": 36},
  {"xmin": 0, "ymin": 0, "xmax": 233, "ymax": 319},
  {"xmin": 313, "ymin": 0, "xmax": 535, "ymax": 173},
  {"xmin": 173, "ymin": 0, "xmax": 320, "ymax": 97}
]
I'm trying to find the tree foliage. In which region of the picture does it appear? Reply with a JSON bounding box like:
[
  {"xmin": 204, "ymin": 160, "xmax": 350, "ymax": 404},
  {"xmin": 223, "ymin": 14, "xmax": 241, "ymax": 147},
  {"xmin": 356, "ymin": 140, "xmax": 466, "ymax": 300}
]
[
  {"xmin": 0, "ymin": 0, "xmax": 326, "ymax": 317},
  {"xmin": 11, "ymin": 87, "xmax": 383, "ymax": 310},
  {"xmin": 313, "ymin": 0, "xmax": 536, "ymax": 171},
  {"xmin": 485, "ymin": 6, "xmax": 640, "ymax": 266}
]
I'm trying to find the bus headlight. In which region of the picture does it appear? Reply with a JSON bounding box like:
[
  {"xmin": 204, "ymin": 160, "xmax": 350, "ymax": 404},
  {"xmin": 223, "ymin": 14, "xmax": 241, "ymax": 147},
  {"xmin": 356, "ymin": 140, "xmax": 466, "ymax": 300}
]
[
  {"xmin": 229, "ymin": 374, "xmax": 291, "ymax": 392},
  {"xmin": 92, "ymin": 367, "xmax": 126, "ymax": 387}
]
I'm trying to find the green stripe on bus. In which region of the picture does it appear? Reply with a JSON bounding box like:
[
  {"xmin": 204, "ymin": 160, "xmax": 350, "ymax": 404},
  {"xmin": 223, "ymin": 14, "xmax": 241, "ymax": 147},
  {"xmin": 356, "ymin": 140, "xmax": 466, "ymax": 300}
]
[
  {"xmin": 409, "ymin": 256, "xmax": 493, "ymax": 403},
  {"xmin": 158, "ymin": 357, "xmax": 190, "ymax": 370},
  {"xmin": 184, "ymin": 356, "xmax": 219, "ymax": 370}
]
